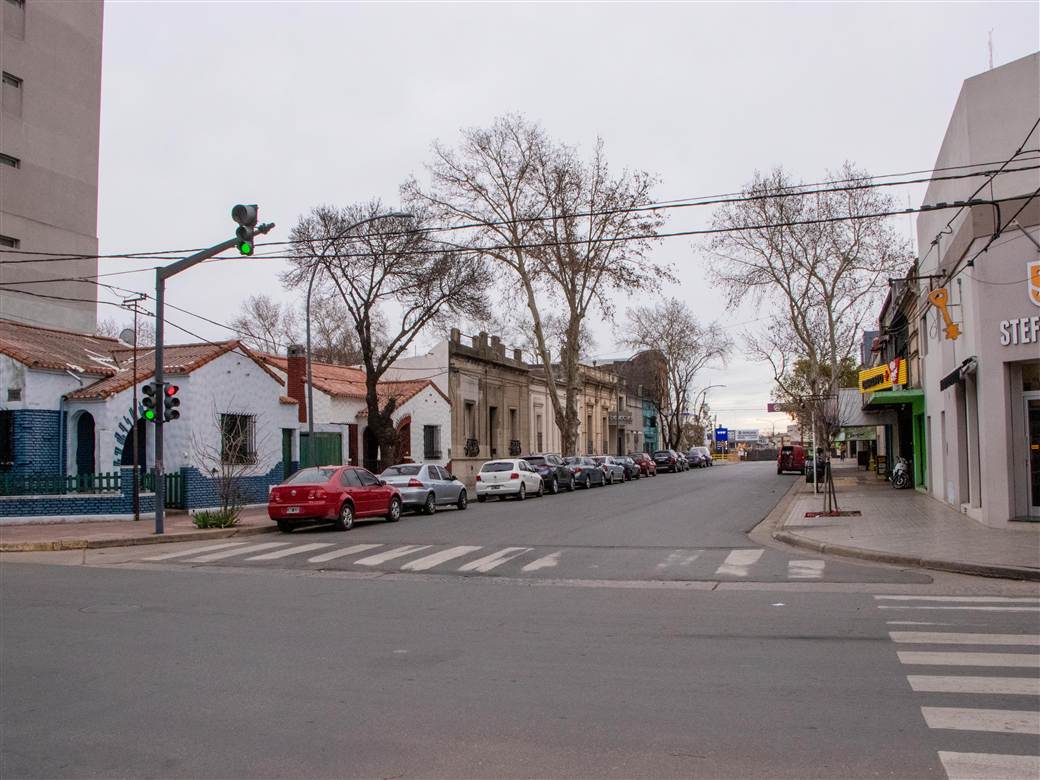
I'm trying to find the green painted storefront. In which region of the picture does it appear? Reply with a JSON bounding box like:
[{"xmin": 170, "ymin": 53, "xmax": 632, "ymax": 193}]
[{"xmin": 865, "ymin": 388, "xmax": 926, "ymax": 488}]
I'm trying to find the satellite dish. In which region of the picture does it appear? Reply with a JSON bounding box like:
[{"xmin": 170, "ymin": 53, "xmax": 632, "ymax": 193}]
[{"xmin": 118, "ymin": 328, "xmax": 135, "ymax": 345}]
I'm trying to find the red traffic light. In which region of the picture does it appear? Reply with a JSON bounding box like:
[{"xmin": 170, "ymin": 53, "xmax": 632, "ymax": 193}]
[{"xmin": 164, "ymin": 384, "xmax": 179, "ymax": 397}]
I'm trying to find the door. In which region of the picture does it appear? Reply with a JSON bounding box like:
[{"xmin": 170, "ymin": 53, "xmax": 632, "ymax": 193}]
[
  {"xmin": 1026, "ymin": 393, "xmax": 1040, "ymax": 519},
  {"xmin": 431, "ymin": 466, "xmax": 453, "ymax": 504},
  {"xmin": 281, "ymin": 429, "xmax": 293, "ymax": 479},
  {"xmin": 75, "ymin": 412, "xmax": 95, "ymax": 476},
  {"xmin": 355, "ymin": 468, "xmax": 384, "ymax": 516}
]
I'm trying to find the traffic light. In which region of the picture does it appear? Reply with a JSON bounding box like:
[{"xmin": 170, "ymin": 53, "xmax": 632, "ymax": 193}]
[
  {"xmin": 163, "ymin": 383, "xmax": 180, "ymax": 422},
  {"xmin": 231, "ymin": 204, "xmax": 258, "ymax": 256},
  {"xmin": 141, "ymin": 383, "xmax": 158, "ymax": 422}
]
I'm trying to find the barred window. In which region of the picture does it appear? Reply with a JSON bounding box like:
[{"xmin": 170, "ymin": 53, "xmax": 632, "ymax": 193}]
[
  {"xmin": 423, "ymin": 425, "xmax": 441, "ymax": 459},
  {"xmin": 220, "ymin": 414, "xmax": 256, "ymax": 465}
]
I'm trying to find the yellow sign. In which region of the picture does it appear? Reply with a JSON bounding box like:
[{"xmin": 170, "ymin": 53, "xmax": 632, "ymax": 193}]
[
  {"xmin": 928, "ymin": 288, "xmax": 961, "ymax": 340},
  {"xmin": 1029, "ymin": 260, "xmax": 1040, "ymax": 307},
  {"xmin": 859, "ymin": 358, "xmax": 908, "ymax": 393}
]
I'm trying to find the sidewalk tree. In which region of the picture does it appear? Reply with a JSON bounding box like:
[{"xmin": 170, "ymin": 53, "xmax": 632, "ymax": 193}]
[
  {"xmin": 624, "ymin": 298, "xmax": 731, "ymax": 451},
  {"xmin": 285, "ymin": 201, "xmax": 489, "ymax": 470},
  {"xmin": 708, "ymin": 163, "xmax": 910, "ymax": 449},
  {"xmin": 408, "ymin": 113, "xmax": 669, "ymax": 455},
  {"xmin": 191, "ymin": 403, "xmax": 271, "ymax": 526}
]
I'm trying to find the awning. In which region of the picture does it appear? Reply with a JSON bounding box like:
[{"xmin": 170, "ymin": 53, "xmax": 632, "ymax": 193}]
[
  {"xmin": 939, "ymin": 357, "xmax": 978, "ymax": 391},
  {"xmin": 864, "ymin": 388, "xmax": 925, "ymax": 412}
]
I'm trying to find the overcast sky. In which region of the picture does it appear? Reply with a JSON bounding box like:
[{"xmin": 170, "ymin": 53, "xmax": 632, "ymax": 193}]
[{"xmin": 95, "ymin": 1, "xmax": 1040, "ymax": 431}]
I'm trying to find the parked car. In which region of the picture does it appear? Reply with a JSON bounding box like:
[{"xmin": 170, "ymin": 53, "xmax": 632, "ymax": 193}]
[
  {"xmin": 686, "ymin": 449, "xmax": 705, "ymax": 468},
  {"xmin": 616, "ymin": 455, "xmax": 641, "ymax": 481},
  {"xmin": 592, "ymin": 455, "xmax": 627, "ymax": 484},
  {"xmin": 379, "ymin": 463, "xmax": 468, "ymax": 514},
  {"xmin": 524, "ymin": 453, "xmax": 577, "ymax": 494},
  {"xmin": 777, "ymin": 444, "xmax": 806, "ymax": 475},
  {"xmin": 629, "ymin": 452, "xmax": 658, "ymax": 476},
  {"xmin": 268, "ymin": 465, "xmax": 403, "ymax": 533},
  {"xmin": 691, "ymin": 446, "xmax": 713, "ymax": 467},
  {"xmin": 653, "ymin": 449, "xmax": 681, "ymax": 473},
  {"xmin": 564, "ymin": 456, "xmax": 607, "ymax": 488},
  {"xmin": 475, "ymin": 458, "xmax": 544, "ymax": 502},
  {"xmin": 676, "ymin": 451, "xmax": 690, "ymax": 471}
]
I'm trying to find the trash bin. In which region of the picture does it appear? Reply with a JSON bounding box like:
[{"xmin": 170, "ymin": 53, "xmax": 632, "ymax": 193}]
[{"xmin": 804, "ymin": 458, "xmax": 828, "ymax": 484}]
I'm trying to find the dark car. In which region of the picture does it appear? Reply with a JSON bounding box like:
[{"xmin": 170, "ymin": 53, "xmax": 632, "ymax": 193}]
[
  {"xmin": 686, "ymin": 449, "xmax": 705, "ymax": 468},
  {"xmin": 691, "ymin": 446, "xmax": 713, "ymax": 467},
  {"xmin": 653, "ymin": 449, "xmax": 681, "ymax": 473},
  {"xmin": 629, "ymin": 452, "xmax": 658, "ymax": 476},
  {"xmin": 564, "ymin": 456, "xmax": 607, "ymax": 488},
  {"xmin": 525, "ymin": 453, "xmax": 577, "ymax": 494},
  {"xmin": 616, "ymin": 455, "xmax": 641, "ymax": 481},
  {"xmin": 268, "ymin": 465, "xmax": 403, "ymax": 533}
]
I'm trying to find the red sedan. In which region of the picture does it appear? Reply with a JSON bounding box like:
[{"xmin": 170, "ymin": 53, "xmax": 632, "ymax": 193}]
[
  {"xmin": 268, "ymin": 465, "xmax": 403, "ymax": 533},
  {"xmin": 629, "ymin": 452, "xmax": 658, "ymax": 477}
]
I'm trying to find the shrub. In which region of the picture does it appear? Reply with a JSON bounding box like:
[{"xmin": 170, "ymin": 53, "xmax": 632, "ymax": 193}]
[{"xmin": 192, "ymin": 509, "xmax": 239, "ymax": 529}]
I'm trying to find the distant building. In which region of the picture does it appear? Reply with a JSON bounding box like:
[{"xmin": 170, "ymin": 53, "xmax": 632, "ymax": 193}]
[{"xmin": 0, "ymin": 1, "xmax": 104, "ymax": 333}]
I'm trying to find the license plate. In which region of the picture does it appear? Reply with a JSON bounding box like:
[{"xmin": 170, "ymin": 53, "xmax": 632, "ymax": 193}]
[
  {"xmin": 490, "ymin": 485, "xmax": 501, "ymax": 490},
  {"xmin": 286, "ymin": 506, "xmax": 300, "ymax": 514}
]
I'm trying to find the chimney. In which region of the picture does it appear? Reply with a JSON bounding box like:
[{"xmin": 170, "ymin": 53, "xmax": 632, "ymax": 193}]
[
  {"xmin": 450, "ymin": 327, "xmax": 461, "ymax": 344},
  {"xmin": 287, "ymin": 344, "xmax": 307, "ymax": 423}
]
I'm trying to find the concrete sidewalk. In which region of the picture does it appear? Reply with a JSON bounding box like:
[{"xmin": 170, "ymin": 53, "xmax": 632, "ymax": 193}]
[
  {"xmin": 0, "ymin": 507, "xmax": 275, "ymax": 552},
  {"xmin": 772, "ymin": 462, "xmax": 1040, "ymax": 581}
]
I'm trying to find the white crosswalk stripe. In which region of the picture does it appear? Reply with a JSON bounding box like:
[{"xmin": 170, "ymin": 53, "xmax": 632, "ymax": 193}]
[
  {"xmin": 921, "ymin": 706, "xmax": 1040, "ymax": 735},
  {"xmin": 186, "ymin": 542, "xmax": 290, "ymax": 562},
  {"xmin": 879, "ymin": 605, "xmax": 1040, "ymax": 612},
  {"xmin": 656, "ymin": 550, "xmax": 702, "ymax": 569},
  {"xmin": 787, "ymin": 560, "xmax": 825, "ymax": 579},
  {"xmin": 458, "ymin": 547, "xmax": 532, "ymax": 573},
  {"xmin": 401, "ymin": 546, "xmax": 482, "ymax": 572},
  {"xmin": 142, "ymin": 542, "xmax": 248, "ymax": 561},
  {"xmin": 907, "ymin": 676, "xmax": 1040, "ymax": 696},
  {"xmin": 307, "ymin": 544, "xmax": 382, "ymax": 564},
  {"xmin": 522, "ymin": 551, "xmax": 561, "ymax": 572},
  {"xmin": 938, "ymin": 751, "xmax": 1040, "ymax": 780},
  {"xmin": 353, "ymin": 545, "xmax": 432, "ymax": 567},
  {"xmin": 897, "ymin": 651, "xmax": 1040, "ymax": 668},
  {"xmin": 246, "ymin": 543, "xmax": 335, "ymax": 561},
  {"xmin": 876, "ymin": 596, "xmax": 1040, "ymax": 603},
  {"xmin": 890, "ymin": 632, "xmax": 1040, "ymax": 646},
  {"xmin": 715, "ymin": 549, "xmax": 763, "ymax": 577}
]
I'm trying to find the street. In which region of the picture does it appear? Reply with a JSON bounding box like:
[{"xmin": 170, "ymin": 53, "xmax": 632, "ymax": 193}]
[{"xmin": 3, "ymin": 464, "xmax": 1038, "ymax": 778}]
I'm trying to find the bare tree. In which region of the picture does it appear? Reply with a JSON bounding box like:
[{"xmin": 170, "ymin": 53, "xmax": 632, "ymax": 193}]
[
  {"xmin": 624, "ymin": 298, "xmax": 731, "ymax": 450},
  {"xmin": 286, "ymin": 201, "xmax": 490, "ymax": 470},
  {"xmin": 96, "ymin": 317, "xmax": 155, "ymax": 347},
  {"xmin": 709, "ymin": 163, "xmax": 910, "ymax": 448},
  {"xmin": 192, "ymin": 404, "xmax": 270, "ymax": 524},
  {"xmin": 309, "ymin": 291, "xmax": 371, "ymax": 365},
  {"xmin": 408, "ymin": 114, "xmax": 669, "ymax": 454},
  {"xmin": 229, "ymin": 294, "xmax": 300, "ymax": 355}
]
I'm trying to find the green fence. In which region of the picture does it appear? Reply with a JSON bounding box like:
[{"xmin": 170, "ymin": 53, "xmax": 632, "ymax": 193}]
[
  {"xmin": 140, "ymin": 471, "xmax": 185, "ymax": 509},
  {"xmin": 0, "ymin": 470, "xmax": 185, "ymax": 509}
]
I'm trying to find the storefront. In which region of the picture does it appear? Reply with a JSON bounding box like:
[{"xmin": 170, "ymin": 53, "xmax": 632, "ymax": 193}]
[{"xmin": 858, "ymin": 358, "xmax": 927, "ymax": 487}]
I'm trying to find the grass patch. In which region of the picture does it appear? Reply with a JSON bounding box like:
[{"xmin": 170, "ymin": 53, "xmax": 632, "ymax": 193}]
[{"xmin": 192, "ymin": 509, "xmax": 239, "ymax": 529}]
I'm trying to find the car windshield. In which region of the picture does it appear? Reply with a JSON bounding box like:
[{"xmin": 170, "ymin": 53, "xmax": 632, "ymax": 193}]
[
  {"xmin": 592, "ymin": 457, "xmax": 606, "ymax": 463},
  {"xmin": 525, "ymin": 456, "xmax": 547, "ymax": 466},
  {"xmin": 653, "ymin": 451, "xmax": 670, "ymax": 457},
  {"xmin": 781, "ymin": 446, "xmax": 794, "ymax": 453},
  {"xmin": 381, "ymin": 465, "xmax": 422, "ymax": 476},
  {"xmin": 283, "ymin": 467, "xmax": 336, "ymax": 485},
  {"xmin": 481, "ymin": 462, "xmax": 515, "ymax": 472}
]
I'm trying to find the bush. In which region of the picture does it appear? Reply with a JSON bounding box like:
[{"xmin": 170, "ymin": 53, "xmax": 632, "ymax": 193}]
[{"xmin": 192, "ymin": 509, "xmax": 239, "ymax": 529}]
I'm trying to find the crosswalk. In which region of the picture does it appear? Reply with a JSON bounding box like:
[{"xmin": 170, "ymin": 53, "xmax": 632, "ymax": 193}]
[
  {"xmin": 875, "ymin": 594, "xmax": 1040, "ymax": 780},
  {"xmin": 138, "ymin": 540, "xmax": 835, "ymax": 581}
]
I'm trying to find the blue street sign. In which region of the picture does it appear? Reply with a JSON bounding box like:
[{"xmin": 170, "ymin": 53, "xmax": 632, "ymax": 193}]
[{"xmin": 714, "ymin": 427, "xmax": 729, "ymax": 442}]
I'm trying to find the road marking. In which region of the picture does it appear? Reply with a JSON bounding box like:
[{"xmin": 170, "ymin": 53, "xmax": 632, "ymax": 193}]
[
  {"xmin": 787, "ymin": 560, "xmax": 825, "ymax": 579},
  {"xmin": 907, "ymin": 676, "xmax": 1040, "ymax": 696},
  {"xmin": 886, "ymin": 621, "xmax": 954, "ymax": 626},
  {"xmin": 890, "ymin": 632, "xmax": 1040, "ymax": 646},
  {"xmin": 897, "ymin": 651, "xmax": 1040, "ymax": 668},
  {"xmin": 522, "ymin": 551, "xmax": 561, "ymax": 572},
  {"xmin": 715, "ymin": 549, "xmax": 763, "ymax": 577},
  {"xmin": 657, "ymin": 550, "xmax": 701, "ymax": 569},
  {"xmin": 875, "ymin": 595, "xmax": 1040, "ymax": 603},
  {"xmin": 401, "ymin": 546, "xmax": 482, "ymax": 571},
  {"xmin": 246, "ymin": 542, "xmax": 334, "ymax": 561},
  {"xmin": 458, "ymin": 547, "xmax": 532, "ymax": 573},
  {"xmin": 938, "ymin": 751, "xmax": 1040, "ymax": 780},
  {"xmin": 921, "ymin": 706, "xmax": 1040, "ymax": 735},
  {"xmin": 353, "ymin": 545, "xmax": 432, "ymax": 567},
  {"xmin": 307, "ymin": 544, "xmax": 382, "ymax": 563},
  {"xmin": 142, "ymin": 542, "xmax": 247, "ymax": 561},
  {"xmin": 186, "ymin": 542, "xmax": 290, "ymax": 562},
  {"xmin": 877, "ymin": 607, "xmax": 1040, "ymax": 615}
]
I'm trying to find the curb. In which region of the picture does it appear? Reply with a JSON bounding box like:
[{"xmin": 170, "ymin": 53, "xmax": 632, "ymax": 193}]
[
  {"xmin": 0, "ymin": 523, "xmax": 276, "ymax": 553},
  {"xmin": 772, "ymin": 521, "xmax": 1040, "ymax": 583}
]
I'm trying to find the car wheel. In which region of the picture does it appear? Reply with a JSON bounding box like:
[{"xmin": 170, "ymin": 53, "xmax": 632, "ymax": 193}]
[
  {"xmin": 477, "ymin": 494, "xmax": 487, "ymax": 503},
  {"xmin": 333, "ymin": 502, "xmax": 354, "ymax": 532},
  {"xmin": 517, "ymin": 483, "xmax": 527, "ymax": 501},
  {"xmin": 536, "ymin": 480, "xmax": 544, "ymax": 498},
  {"xmin": 568, "ymin": 476, "xmax": 576, "ymax": 491},
  {"xmin": 422, "ymin": 492, "xmax": 436, "ymax": 515},
  {"xmin": 386, "ymin": 497, "xmax": 402, "ymax": 522},
  {"xmin": 457, "ymin": 490, "xmax": 468, "ymax": 510},
  {"xmin": 276, "ymin": 520, "xmax": 294, "ymax": 534},
  {"xmin": 549, "ymin": 477, "xmax": 559, "ymax": 495},
  {"xmin": 607, "ymin": 473, "xmax": 614, "ymax": 485}
]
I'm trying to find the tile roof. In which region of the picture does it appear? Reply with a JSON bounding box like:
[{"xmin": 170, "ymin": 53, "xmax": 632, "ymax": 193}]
[{"xmin": 261, "ymin": 355, "xmax": 368, "ymax": 399}]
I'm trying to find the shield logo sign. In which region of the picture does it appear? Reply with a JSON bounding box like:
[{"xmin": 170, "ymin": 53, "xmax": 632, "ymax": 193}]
[{"xmin": 1029, "ymin": 260, "xmax": 1040, "ymax": 307}]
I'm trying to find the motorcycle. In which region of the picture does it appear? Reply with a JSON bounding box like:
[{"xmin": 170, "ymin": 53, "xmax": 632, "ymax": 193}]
[{"xmin": 891, "ymin": 456, "xmax": 912, "ymax": 489}]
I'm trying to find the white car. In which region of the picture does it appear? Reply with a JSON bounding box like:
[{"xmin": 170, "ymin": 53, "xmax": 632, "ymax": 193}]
[{"xmin": 475, "ymin": 458, "xmax": 545, "ymax": 502}]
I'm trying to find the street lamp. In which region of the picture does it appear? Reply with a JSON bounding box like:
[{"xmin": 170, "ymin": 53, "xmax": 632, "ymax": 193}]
[
  {"xmin": 304, "ymin": 211, "xmax": 413, "ymax": 463},
  {"xmin": 692, "ymin": 384, "xmax": 725, "ymax": 448}
]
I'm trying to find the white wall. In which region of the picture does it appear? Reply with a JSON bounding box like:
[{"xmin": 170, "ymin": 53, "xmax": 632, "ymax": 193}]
[
  {"xmin": 382, "ymin": 339, "xmax": 450, "ymax": 395},
  {"xmin": 391, "ymin": 384, "xmax": 451, "ymax": 466}
]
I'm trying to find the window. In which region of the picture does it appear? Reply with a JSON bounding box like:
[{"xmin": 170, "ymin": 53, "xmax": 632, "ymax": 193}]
[
  {"xmin": 220, "ymin": 414, "xmax": 256, "ymax": 464},
  {"xmin": 920, "ymin": 314, "xmax": 929, "ymax": 357},
  {"xmin": 284, "ymin": 467, "xmax": 335, "ymax": 485},
  {"xmin": 423, "ymin": 425, "xmax": 441, "ymax": 459},
  {"xmin": 341, "ymin": 469, "xmax": 363, "ymax": 487},
  {"xmin": 2, "ymin": 72, "xmax": 22, "ymax": 116},
  {"xmin": 464, "ymin": 401, "xmax": 476, "ymax": 439},
  {"xmin": 0, "ymin": 153, "xmax": 19, "ymax": 168},
  {"xmin": 509, "ymin": 408, "xmax": 518, "ymax": 440},
  {"xmin": 4, "ymin": 0, "xmax": 25, "ymax": 40},
  {"xmin": 356, "ymin": 469, "xmax": 379, "ymax": 486},
  {"xmin": 0, "ymin": 235, "xmax": 20, "ymax": 249},
  {"xmin": 383, "ymin": 464, "xmax": 421, "ymax": 477},
  {"xmin": 0, "ymin": 410, "xmax": 13, "ymax": 469},
  {"xmin": 7, "ymin": 387, "xmax": 21, "ymax": 402}
]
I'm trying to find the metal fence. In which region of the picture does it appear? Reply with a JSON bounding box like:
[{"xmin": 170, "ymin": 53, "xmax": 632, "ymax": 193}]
[{"xmin": 0, "ymin": 470, "xmax": 185, "ymax": 508}]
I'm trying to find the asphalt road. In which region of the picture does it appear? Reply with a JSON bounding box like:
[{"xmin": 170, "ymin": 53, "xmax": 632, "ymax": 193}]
[{"xmin": 2, "ymin": 462, "xmax": 1038, "ymax": 778}]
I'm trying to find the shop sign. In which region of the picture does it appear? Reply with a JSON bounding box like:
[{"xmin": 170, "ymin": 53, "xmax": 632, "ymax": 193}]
[
  {"xmin": 608, "ymin": 411, "xmax": 632, "ymax": 426},
  {"xmin": 858, "ymin": 358, "xmax": 907, "ymax": 394},
  {"xmin": 999, "ymin": 315, "xmax": 1040, "ymax": 346},
  {"xmin": 714, "ymin": 427, "xmax": 728, "ymax": 442},
  {"xmin": 732, "ymin": 428, "xmax": 759, "ymax": 442},
  {"xmin": 1029, "ymin": 260, "xmax": 1040, "ymax": 307}
]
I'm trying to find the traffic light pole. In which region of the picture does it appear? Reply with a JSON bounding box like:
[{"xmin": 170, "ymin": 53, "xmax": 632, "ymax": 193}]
[{"xmin": 152, "ymin": 225, "xmax": 273, "ymax": 534}]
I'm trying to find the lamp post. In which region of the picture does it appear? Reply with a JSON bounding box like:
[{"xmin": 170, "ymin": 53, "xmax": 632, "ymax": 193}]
[
  {"xmin": 303, "ymin": 211, "xmax": 413, "ymax": 465},
  {"xmin": 692, "ymin": 384, "xmax": 725, "ymax": 446}
]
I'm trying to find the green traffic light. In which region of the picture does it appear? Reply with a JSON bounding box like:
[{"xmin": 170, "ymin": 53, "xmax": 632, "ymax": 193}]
[
  {"xmin": 238, "ymin": 240, "xmax": 254, "ymax": 256},
  {"xmin": 143, "ymin": 409, "xmax": 156, "ymax": 421}
]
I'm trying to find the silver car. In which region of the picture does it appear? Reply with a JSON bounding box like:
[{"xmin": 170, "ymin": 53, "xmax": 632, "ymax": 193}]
[
  {"xmin": 591, "ymin": 456, "xmax": 626, "ymax": 485},
  {"xmin": 378, "ymin": 463, "xmax": 468, "ymax": 514}
]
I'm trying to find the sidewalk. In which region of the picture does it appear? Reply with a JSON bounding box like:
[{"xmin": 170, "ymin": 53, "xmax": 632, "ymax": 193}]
[
  {"xmin": 772, "ymin": 462, "xmax": 1040, "ymax": 581},
  {"xmin": 0, "ymin": 506, "xmax": 275, "ymax": 552}
]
